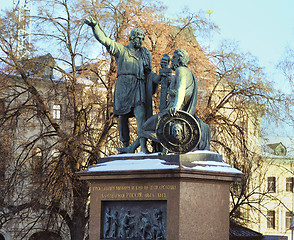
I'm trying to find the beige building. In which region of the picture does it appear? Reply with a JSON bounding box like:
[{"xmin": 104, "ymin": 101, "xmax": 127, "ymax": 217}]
[
  {"xmin": 0, "ymin": 55, "xmax": 70, "ymax": 240},
  {"xmin": 0, "ymin": 53, "xmax": 119, "ymax": 240},
  {"xmin": 248, "ymin": 136, "xmax": 294, "ymax": 240}
]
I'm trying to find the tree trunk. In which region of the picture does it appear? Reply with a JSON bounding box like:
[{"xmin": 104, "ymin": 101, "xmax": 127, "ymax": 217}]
[{"xmin": 70, "ymin": 180, "xmax": 89, "ymax": 240}]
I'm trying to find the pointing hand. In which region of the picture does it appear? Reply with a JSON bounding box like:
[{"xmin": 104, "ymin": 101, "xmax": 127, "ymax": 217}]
[{"xmin": 83, "ymin": 16, "xmax": 97, "ymax": 27}]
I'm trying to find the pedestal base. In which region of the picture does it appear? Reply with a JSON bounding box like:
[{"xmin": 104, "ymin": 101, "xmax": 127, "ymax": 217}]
[{"xmin": 77, "ymin": 151, "xmax": 242, "ymax": 240}]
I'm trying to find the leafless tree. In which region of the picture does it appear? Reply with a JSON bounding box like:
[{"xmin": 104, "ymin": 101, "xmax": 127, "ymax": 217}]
[{"xmin": 0, "ymin": 0, "xmax": 293, "ymax": 238}]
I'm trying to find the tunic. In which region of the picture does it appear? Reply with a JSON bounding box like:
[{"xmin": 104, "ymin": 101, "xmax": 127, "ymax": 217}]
[{"xmin": 103, "ymin": 38, "xmax": 152, "ymax": 116}]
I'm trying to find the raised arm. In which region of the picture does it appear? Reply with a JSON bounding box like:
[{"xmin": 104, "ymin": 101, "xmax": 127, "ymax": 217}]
[{"xmin": 83, "ymin": 16, "xmax": 108, "ymax": 46}]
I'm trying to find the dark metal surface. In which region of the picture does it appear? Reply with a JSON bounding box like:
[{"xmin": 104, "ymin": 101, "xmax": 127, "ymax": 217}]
[
  {"xmin": 158, "ymin": 67, "xmax": 172, "ymax": 112},
  {"xmin": 156, "ymin": 110, "xmax": 201, "ymax": 154},
  {"xmin": 101, "ymin": 201, "xmax": 166, "ymax": 240}
]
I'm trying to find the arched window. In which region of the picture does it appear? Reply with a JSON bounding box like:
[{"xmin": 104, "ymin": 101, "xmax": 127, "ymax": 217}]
[
  {"xmin": 29, "ymin": 231, "xmax": 62, "ymax": 240},
  {"xmin": 0, "ymin": 141, "xmax": 6, "ymax": 182},
  {"xmin": 52, "ymin": 104, "xmax": 61, "ymax": 120},
  {"xmin": 0, "ymin": 99, "xmax": 5, "ymax": 116},
  {"xmin": 31, "ymin": 147, "xmax": 44, "ymax": 183},
  {"xmin": 0, "ymin": 230, "xmax": 12, "ymax": 240}
]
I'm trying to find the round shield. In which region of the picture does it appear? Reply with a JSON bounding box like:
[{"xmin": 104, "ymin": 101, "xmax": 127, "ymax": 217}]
[{"xmin": 156, "ymin": 110, "xmax": 201, "ymax": 154}]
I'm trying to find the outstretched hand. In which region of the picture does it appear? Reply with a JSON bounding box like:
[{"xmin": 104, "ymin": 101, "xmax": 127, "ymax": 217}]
[{"xmin": 83, "ymin": 16, "xmax": 97, "ymax": 27}]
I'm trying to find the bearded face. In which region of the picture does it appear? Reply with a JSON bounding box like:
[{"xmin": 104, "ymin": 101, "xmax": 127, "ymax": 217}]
[
  {"xmin": 171, "ymin": 53, "xmax": 180, "ymax": 70},
  {"xmin": 172, "ymin": 123, "xmax": 184, "ymax": 141},
  {"xmin": 132, "ymin": 36, "xmax": 143, "ymax": 49}
]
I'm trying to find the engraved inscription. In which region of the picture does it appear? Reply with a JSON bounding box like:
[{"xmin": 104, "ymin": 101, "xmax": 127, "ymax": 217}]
[
  {"xmin": 93, "ymin": 184, "xmax": 176, "ymax": 200},
  {"xmin": 93, "ymin": 184, "xmax": 176, "ymax": 192}
]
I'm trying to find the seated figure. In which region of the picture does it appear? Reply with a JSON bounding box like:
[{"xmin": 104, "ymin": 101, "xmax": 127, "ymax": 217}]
[{"xmin": 119, "ymin": 49, "xmax": 211, "ymax": 154}]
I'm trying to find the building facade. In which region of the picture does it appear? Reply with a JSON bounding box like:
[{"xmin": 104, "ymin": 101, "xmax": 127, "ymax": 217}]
[{"xmin": 248, "ymin": 136, "xmax": 294, "ymax": 240}]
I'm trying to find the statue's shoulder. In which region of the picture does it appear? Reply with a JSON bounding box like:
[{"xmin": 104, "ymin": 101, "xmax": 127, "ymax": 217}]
[
  {"xmin": 175, "ymin": 66, "xmax": 195, "ymax": 81},
  {"xmin": 175, "ymin": 66, "xmax": 190, "ymax": 74},
  {"xmin": 141, "ymin": 46, "xmax": 150, "ymax": 51},
  {"xmin": 141, "ymin": 46, "xmax": 151, "ymax": 55},
  {"xmin": 120, "ymin": 43, "xmax": 131, "ymax": 51}
]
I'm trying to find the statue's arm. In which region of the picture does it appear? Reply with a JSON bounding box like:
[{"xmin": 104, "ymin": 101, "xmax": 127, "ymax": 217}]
[
  {"xmin": 84, "ymin": 17, "xmax": 108, "ymax": 46},
  {"xmin": 172, "ymin": 67, "xmax": 186, "ymax": 110},
  {"xmin": 152, "ymin": 73, "xmax": 161, "ymax": 84}
]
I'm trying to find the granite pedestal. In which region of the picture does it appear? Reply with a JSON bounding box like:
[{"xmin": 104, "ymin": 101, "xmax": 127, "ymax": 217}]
[{"xmin": 77, "ymin": 151, "xmax": 242, "ymax": 240}]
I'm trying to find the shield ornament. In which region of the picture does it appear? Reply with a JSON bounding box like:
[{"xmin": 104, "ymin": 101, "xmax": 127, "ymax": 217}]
[{"xmin": 156, "ymin": 110, "xmax": 201, "ymax": 154}]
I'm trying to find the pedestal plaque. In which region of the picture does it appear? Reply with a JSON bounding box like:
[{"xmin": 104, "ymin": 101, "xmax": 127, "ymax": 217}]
[
  {"xmin": 101, "ymin": 201, "xmax": 166, "ymax": 240},
  {"xmin": 77, "ymin": 151, "xmax": 242, "ymax": 240}
]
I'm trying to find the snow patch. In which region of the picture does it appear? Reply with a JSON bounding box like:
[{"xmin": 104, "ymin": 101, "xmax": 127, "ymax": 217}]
[
  {"xmin": 88, "ymin": 159, "xmax": 179, "ymax": 172},
  {"xmin": 184, "ymin": 161, "xmax": 242, "ymax": 174},
  {"xmin": 104, "ymin": 152, "xmax": 160, "ymax": 158}
]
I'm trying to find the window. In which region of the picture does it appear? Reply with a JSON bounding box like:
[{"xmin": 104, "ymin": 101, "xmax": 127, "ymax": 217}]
[
  {"xmin": 29, "ymin": 231, "xmax": 62, "ymax": 240},
  {"xmin": 31, "ymin": 147, "xmax": 44, "ymax": 183},
  {"xmin": 275, "ymin": 144, "xmax": 287, "ymax": 156},
  {"xmin": 267, "ymin": 210, "xmax": 275, "ymax": 229},
  {"xmin": 268, "ymin": 177, "xmax": 276, "ymax": 192},
  {"xmin": 52, "ymin": 104, "xmax": 61, "ymax": 119},
  {"xmin": 286, "ymin": 178, "xmax": 294, "ymax": 192},
  {"xmin": 232, "ymin": 182, "xmax": 242, "ymax": 195},
  {"xmin": 0, "ymin": 141, "xmax": 6, "ymax": 182},
  {"xmin": 286, "ymin": 211, "xmax": 293, "ymax": 230},
  {"xmin": 0, "ymin": 149, "xmax": 5, "ymax": 205},
  {"xmin": 0, "ymin": 99, "xmax": 5, "ymax": 116}
]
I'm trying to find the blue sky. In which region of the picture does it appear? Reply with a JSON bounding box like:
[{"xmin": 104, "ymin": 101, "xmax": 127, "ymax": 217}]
[
  {"xmin": 163, "ymin": 0, "xmax": 294, "ymax": 136},
  {"xmin": 163, "ymin": 0, "xmax": 294, "ymax": 91},
  {"xmin": 3, "ymin": 0, "xmax": 293, "ymax": 84},
  {"xmin": 0, "ymin": 1, "xmax": 11, "ymax": 10}
]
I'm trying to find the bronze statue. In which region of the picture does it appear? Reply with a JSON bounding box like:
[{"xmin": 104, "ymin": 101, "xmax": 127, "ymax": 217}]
[
  {"xmin": 116, "ymin": 54, "xmax": 172, "ymax": 153},
  {"xmin": 84, "ymin": 16, "xmax": 210, "ymax": 154},
  {"xmin": 140, "ymin": 49, "xmax": 211, "ymax": 153},
  {"xmin": 84, "ymin": 17, "xmax": 154, "ymax": 153}
]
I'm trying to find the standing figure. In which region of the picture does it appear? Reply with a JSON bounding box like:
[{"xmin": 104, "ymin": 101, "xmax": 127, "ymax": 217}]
[
  {"xmin": 122, "ymin": 210, "xmax": 135, "ymax": 238},
  {"xmin": 153, "ymin": 209, "xmax": 165, "ymax": 240},
  {"xmin": 104, "ymin": 208, "xmax": 112, "ymax": 238},
  {"xmin": 117, "ymin": 54, "xmax": 171, "ymax": 153},
  {"xmin": 111, "ymin": 211, "xmax": 120, "ymax": 238},
  {"xmin": 158, "ymin": 54, "xmax": 172, "ymax": 112},
  {"xmin": 84, "ymin": 17, "xmax": 152, "ymax": 153},
  {"xmin": 139, "ymin": 211, "xmax": 152, "ymax": 239}
]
